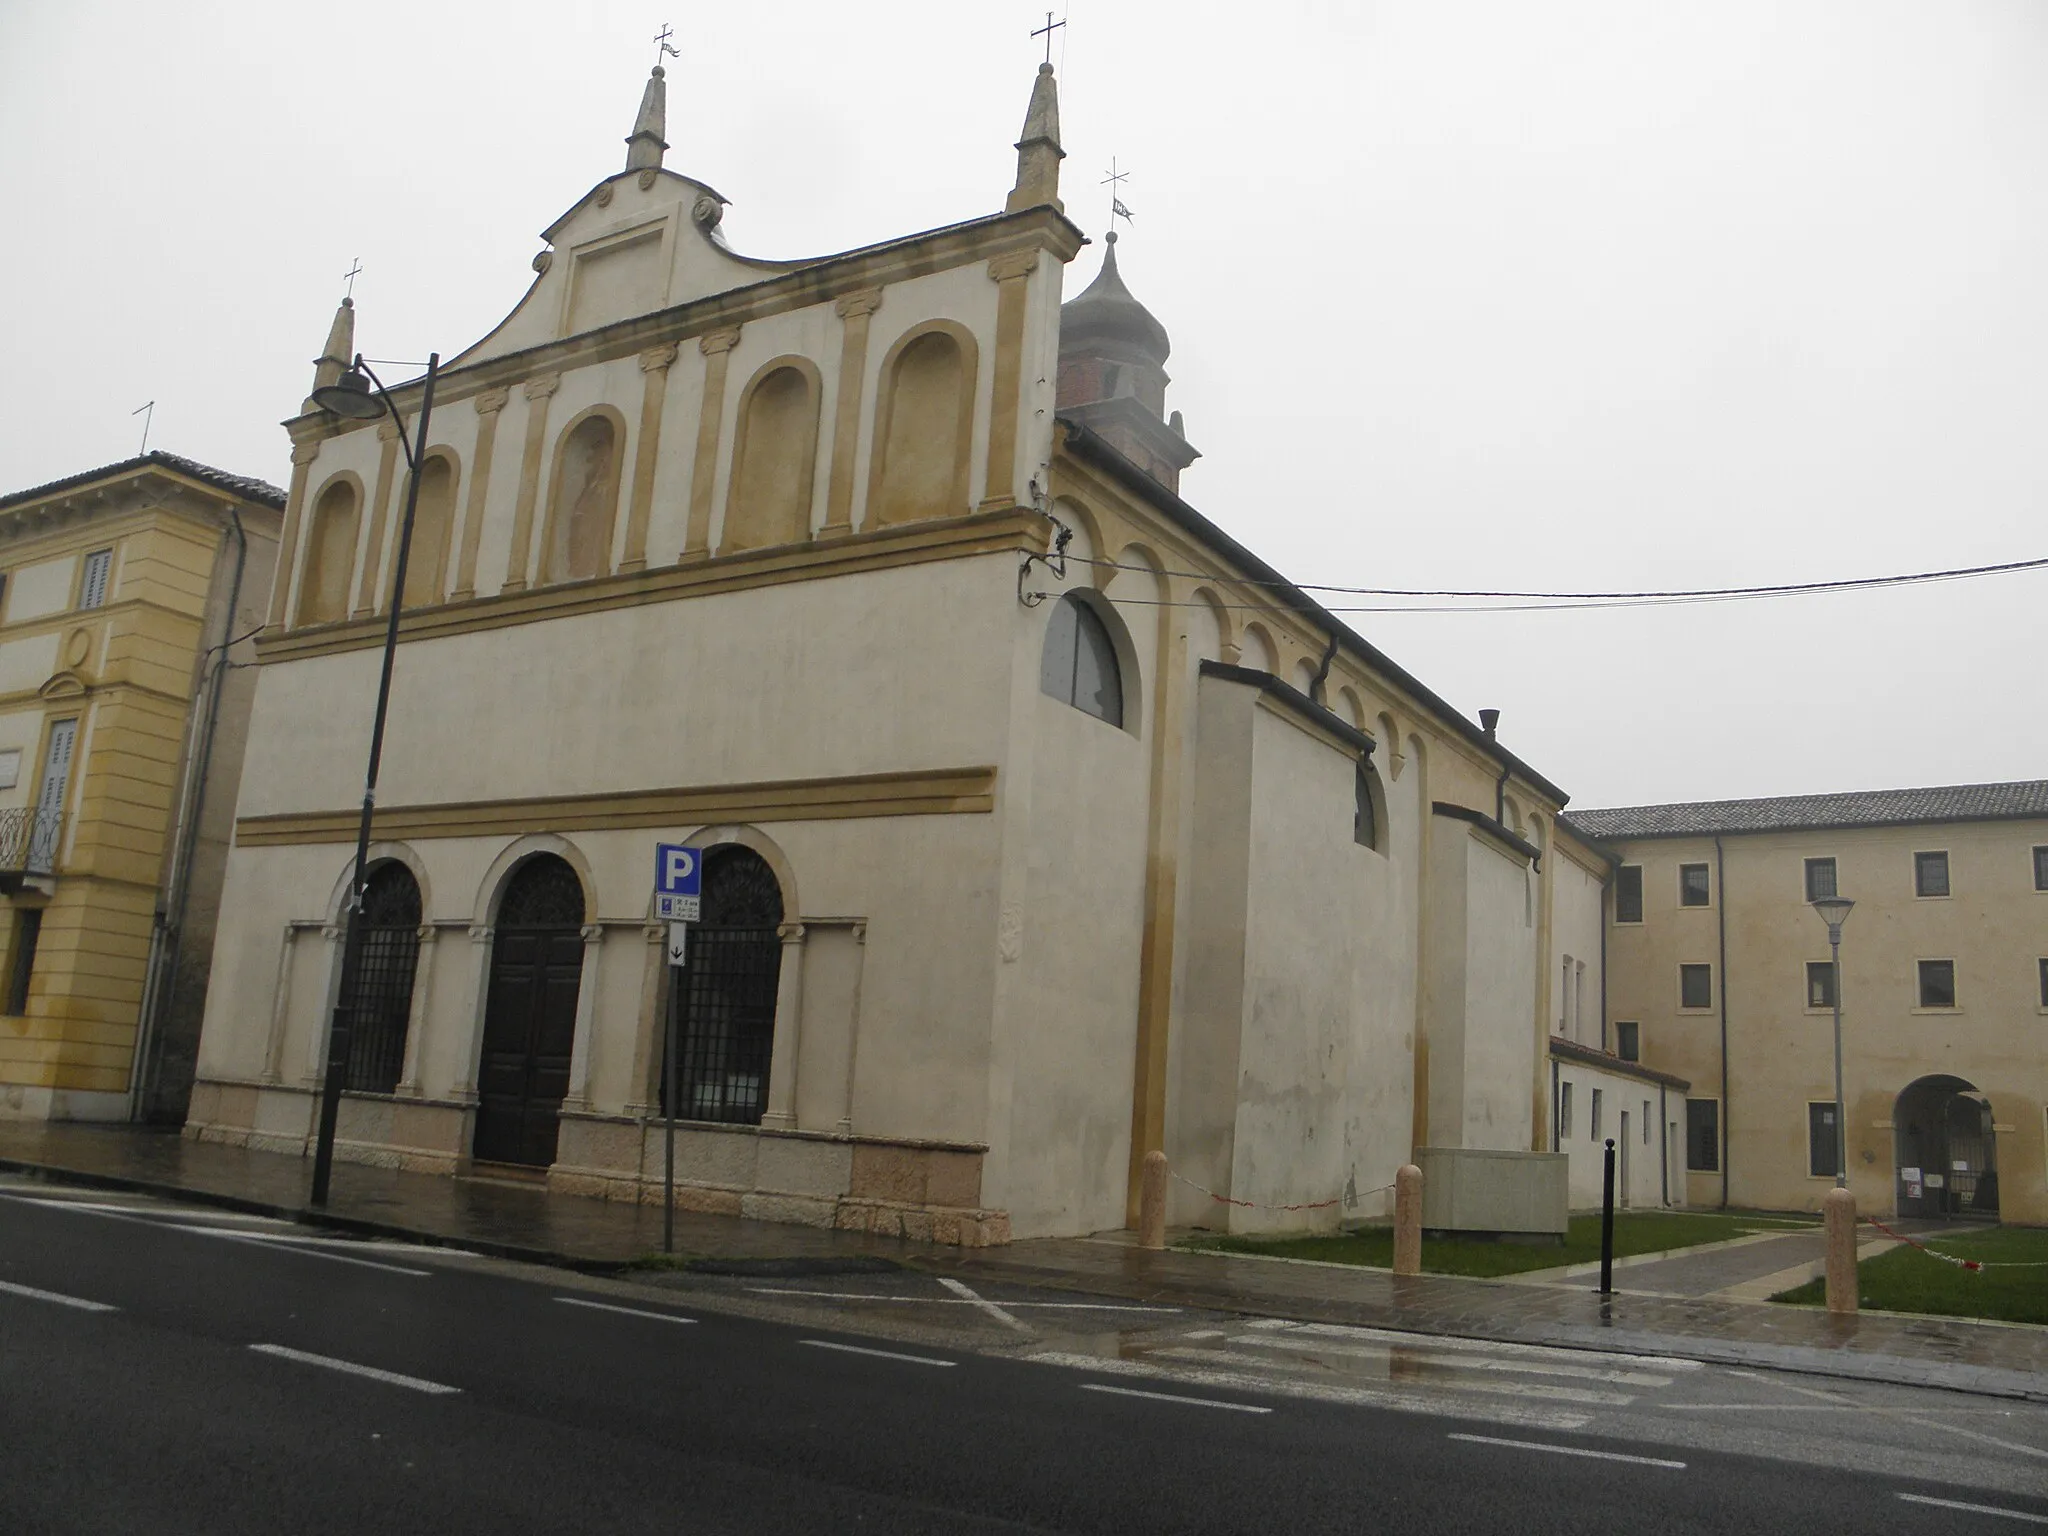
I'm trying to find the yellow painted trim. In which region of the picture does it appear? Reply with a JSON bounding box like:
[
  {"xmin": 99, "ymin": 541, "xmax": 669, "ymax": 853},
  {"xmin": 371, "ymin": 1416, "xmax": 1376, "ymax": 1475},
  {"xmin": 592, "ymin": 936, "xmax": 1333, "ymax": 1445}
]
[
  {"xmin": 450, "ymin": 387, "xmax": 509, "ymax": 601},
  {"xmin": 235, "ymin": 764, "xmax": 999, "ymax": 847},
  {"xmin": 255, "ymin": 506, "xmax": 1041, "ymax": 664}
]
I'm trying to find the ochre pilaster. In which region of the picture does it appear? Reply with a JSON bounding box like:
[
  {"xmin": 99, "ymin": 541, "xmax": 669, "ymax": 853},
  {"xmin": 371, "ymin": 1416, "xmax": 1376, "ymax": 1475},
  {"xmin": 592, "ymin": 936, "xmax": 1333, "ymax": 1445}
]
[
  {"xmin": 981, "ymin": 251, "xmax": 1037, "ymax": 512},
  {"xmin": 822, "ymin": 290, "xmax": 883, "ymax": 538},
  {"xmin": 501, "ymin": 374, "xmax": 560, "ymax": 594},
  {"xmin": 450, "ymin": 387, "xmax": 508, "ymax": 601},
  {"xmin": 682, "ymin": 328, "xmax": 742, "ymax": 559},
  {"xmin": 620, "ymin": 343, "xmax": 680, "ymax": 573},
  {"xmin": 353, "ymin": 421, "xmax": 401, "ymax": 617},
  {"xmin": 269, "ymin": 441, "xmax": 321, "ymax": 628}
]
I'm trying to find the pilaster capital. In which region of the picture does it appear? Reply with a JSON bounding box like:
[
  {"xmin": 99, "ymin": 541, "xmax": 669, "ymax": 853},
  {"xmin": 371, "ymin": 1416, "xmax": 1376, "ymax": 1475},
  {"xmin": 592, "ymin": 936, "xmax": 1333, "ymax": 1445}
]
[
  {"xmin": 473, "ymin": 386, "xmax": 510, "ymax": 416},
  {"xmin": 415, "ymin": 924, "xmax": 436, "ymax": 943},
  {"xmin": 580, "ymin": 923, "xmax": 604, "ymax": 945},
  {"xmin": 639, "ymin": 342, "xmax": 681, "ymax": 373},
  {"xmin": 468, "ymin": 924, "xmax": 493, "ymax": 944},
  {"xmin": 776, "ymin": 922, "xmax": 806, "ymax": 944},
  {"xmin": 987, "ymin": 250, "xmax": 1038, "ymax": 284},
  {"xmin": 523, "ymin": 373, "xmax": 561, "ymax": 402},
  {"xmin": 320, "ymin": 925, "xmax": 342, "ymax": 943},
  {"xmin": 698, "ymin": 326, "xmax": 742, "ymax": 357},
  {"xmin": 290, "ymin": 442, "xmax": 322, "ymax": 466},
  {"xmin": 376, "ymin": 418, "xmax": 402, "ymax": 443},
  {"xmin": 834, "ymin": 288, "xmax": 884, "ymax": 321},
  {"xmin": 643, "ymin": 922, "xmax": 667, "ymax": 943}
]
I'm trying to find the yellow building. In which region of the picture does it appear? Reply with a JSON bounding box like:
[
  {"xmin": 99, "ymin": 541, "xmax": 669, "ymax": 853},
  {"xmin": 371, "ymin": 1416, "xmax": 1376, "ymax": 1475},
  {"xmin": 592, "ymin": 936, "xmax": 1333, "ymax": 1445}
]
[
  {"xmin": 0, "ymin": 454, "xmax": 281, "ymax": 1123},
  {"xmin": 1568, "ymin": 783, "xmax": 2048, "ymax": 1226}
]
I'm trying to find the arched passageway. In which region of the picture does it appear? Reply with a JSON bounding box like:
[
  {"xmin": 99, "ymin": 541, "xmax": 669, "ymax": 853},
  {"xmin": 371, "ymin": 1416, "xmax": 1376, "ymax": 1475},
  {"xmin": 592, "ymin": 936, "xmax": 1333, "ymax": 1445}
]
[
  {"xmin": 1894, "ymin": 1075, "xmax": 1998, "ymax": 1219},
  {"xmin": 473, "ymin": 854, "xmax": 586, "ymax": 1167}
]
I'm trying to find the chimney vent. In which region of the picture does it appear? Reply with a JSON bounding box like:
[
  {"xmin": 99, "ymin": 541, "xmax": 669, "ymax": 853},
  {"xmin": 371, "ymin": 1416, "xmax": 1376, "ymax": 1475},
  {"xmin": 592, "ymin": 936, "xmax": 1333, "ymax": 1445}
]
[{"xmin": 1478, "ymin": 708, "xmax": 1500, "ymax": 738}]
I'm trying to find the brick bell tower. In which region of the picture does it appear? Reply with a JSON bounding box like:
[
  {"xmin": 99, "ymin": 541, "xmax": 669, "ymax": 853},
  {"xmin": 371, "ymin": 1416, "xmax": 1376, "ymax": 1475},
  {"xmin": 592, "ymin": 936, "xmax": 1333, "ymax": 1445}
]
[{"xmin": 1056, "ymin": 231, "xmax": 1200, "ymax": 494}]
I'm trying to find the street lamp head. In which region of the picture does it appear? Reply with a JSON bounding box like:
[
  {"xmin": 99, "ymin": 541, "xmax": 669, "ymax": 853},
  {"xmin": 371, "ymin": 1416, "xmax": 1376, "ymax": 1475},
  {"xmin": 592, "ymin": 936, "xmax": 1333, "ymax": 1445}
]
[
  {"xmin": 310, "ymin": 357, "xmax": 387, "ymax": 421},
  {"xmin": 1812, "ymin": 895, "xmax": 1855, "ymax": 931}
]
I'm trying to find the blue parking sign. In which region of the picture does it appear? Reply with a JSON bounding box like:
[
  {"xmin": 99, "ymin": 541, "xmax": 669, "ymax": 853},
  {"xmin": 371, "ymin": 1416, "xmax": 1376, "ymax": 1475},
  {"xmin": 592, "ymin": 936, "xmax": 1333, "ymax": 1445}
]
[{"xmin": 654, "ymin": 843, "xmax": 701, "ymax": 921}]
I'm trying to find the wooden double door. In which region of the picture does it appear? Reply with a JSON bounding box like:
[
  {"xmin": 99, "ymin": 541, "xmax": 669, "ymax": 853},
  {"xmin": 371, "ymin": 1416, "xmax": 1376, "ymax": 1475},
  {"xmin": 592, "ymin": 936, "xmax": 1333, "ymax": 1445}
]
[{"xmin": 473, "ymin": 856, "xmax": 585, "ymax": 1168}]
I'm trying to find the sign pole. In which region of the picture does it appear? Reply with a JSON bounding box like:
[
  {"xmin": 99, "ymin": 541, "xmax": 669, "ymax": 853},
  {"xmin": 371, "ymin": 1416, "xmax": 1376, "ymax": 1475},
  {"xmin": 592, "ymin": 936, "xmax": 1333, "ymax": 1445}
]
[{"xmin": 663, "ymin": 966, "xmax": 678, "ymax": 1254}]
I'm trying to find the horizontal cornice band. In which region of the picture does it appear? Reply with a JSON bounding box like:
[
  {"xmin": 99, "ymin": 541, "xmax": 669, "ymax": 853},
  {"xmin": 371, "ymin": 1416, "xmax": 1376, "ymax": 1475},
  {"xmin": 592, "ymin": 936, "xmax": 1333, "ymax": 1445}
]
[
  {"xmin": 256, "ymin": 507, "xmax": 1042, "ymax": 663},
  {"xmin": 235, "ymin": 765, "xmax": 998, "ymax": 846}
]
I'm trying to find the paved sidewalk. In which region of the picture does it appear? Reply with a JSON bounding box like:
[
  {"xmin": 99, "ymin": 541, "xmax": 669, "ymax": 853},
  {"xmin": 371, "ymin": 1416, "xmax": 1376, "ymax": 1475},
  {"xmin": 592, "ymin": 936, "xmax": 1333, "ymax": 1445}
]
[{"xmin": 3, "ymin": 1123, "xmax": 2042, "ymax": 1402}]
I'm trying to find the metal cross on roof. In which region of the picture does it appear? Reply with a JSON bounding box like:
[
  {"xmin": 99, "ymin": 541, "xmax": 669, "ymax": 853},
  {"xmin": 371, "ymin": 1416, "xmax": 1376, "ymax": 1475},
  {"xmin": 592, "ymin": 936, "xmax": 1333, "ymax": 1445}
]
[
  {"xmin": 1032, "ymin": 11, "xmax": 1065, "ymax": 64},
  {"xmin": 1101, "ymin": 158, "xmax": 1133, "ymax": 228},
  {"xmin": 342, "ymin": 258, "xmax": 362, "ymax": 300},
  {"xmin": 653, "ymin": 22, "xmax": 678, "ymax": 65}
]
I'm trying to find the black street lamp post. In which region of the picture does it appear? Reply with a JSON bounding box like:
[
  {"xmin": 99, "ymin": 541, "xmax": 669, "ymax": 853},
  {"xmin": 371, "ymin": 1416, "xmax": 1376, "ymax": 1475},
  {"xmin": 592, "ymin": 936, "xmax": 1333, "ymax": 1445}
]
[{"xmin": 307, "ymin": 350, "xmax": 439, "ymax": 1207}]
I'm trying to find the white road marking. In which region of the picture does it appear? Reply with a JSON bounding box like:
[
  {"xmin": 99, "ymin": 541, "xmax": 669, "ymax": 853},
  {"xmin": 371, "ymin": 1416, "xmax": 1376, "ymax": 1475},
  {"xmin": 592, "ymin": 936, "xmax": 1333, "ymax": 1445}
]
[
  {"xmin": 1225, "ymin": 1331, "xmax": 1672, "ymax": 1387},
  {"xmin": 2, "ymin": 1195, "xmax": 431, "ymax": 1275},
  {"xmin": 247, "ymin": 1343, "xmax": 460, "ymax": 1395},
  {"xmin": 800, "ymin": 1339, "xmax": 956, "ymax": 1367},
  {"xmin": 1025, "ymin": 1351, "xmax": 1590, "ymax": 1431},
  {"xmin": 0, "ymin": 1278, "xmax": 118, "ymax": 1312},
  {"xmin": 1151, "ymin": 1347, "xmax": 1634, "ymax": 1406},
  {"xmin": 936, "ymin": 1276, "xmax": 1029, "ymax": 1332},
  {"xmin": 555, "ymin": 1296, "xmax": 697, "ymax": 1324},
  {"xmin": 1735, "ymin": 1358, "xmax": 2048, "ymax": 1461},
  {"xmin": 744, "ymin": 1287, "xmax": 1176, "ymax": 1312},
  {"xmin": 1448, "ymin": 1433, "xmax": 1686, "ymax": 1469},
  {"xmin": 1897, "ymin": 1493, "xmax": 2048, "ymax": 1525},
  {"xmin": 1081, "ymin": 1383, "xmax": 1272, "ymax": 1414},
  {"xmin": 1240, "ymin": 1318, "xmax": 1701, "ymax": 1372}
]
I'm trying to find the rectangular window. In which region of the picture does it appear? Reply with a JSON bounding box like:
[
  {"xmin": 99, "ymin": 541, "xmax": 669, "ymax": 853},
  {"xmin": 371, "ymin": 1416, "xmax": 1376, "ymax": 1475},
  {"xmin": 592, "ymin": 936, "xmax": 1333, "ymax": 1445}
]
[
  {"xmin": 1917, "ymin": 959, "xmax": 1956, "ymax": 1010},
  {"xmin": 2035, "ymin": 846, "xmax": 2048, "ymax": 892},
  {"xmin": 1591, "ymin": 1088, "xmax": 1604, "ymax": 1141},
  {"xmin": 1685, "ymin": 1099, "xmax": 1720, "ymax": 1172},
  {"xmin": 78, "ymin": 548, "xmax": 112, "ymax": 610},
  {"xmin": 1679, "ymin": 862, "xmax": 1711, "ymax": 907},
  {"xmin": 1808, "ymin": 1101, "xmax": 1840, "ymax": 1178},
  {"xmin": 1558, "ymin": 957, "xmax": 1572, "ymax": 1033},
  {"xmin": 1614, "ymin": 1021, "xmax": 1640, "ymax": 1061},
  {"xmin": 1558, "ymin": 1081, "xmax": 1573, "ymax": 1140},
  {"xmin": 1804, "ymin": 857, "xmax": 1837, "ymax": 902},
  {"xmin": 5, "ymin": 908, "xmax": 42, "ymax": 1015},
  {"xmin": 1642, "ymin": 1102, "xmax": 1652, "ymax": 1145},
  {"xmin": 1615, "ymin": 866, "xmax": 1643, "ymax": 924},
  {"xmin": 2040, "ymin": 958, "xmax": 2048, "ymax": 1010},
  {"xmin": 1914, "ymin": 850, "xmax": 1950, "ymax": 898},
  {"xmin": 1680, "ymin": 963, "xmax": 1713, "ymax": 1010},
  {"xmin": 1806, "ymin": 961, "xmax": 1837, "ymax": 1010}
]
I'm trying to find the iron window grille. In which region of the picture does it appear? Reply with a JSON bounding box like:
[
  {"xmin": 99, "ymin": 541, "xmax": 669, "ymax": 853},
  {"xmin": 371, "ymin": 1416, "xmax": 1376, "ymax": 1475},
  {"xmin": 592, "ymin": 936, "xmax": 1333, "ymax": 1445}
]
[
  {"xmin": 1679, "ymin": 862, "xmax": 1710, "ymax": 906},
  {"xmin": 666, "ymin": 847, "xmax": 785, "ymax": 1127},
  {"xmin": 5, "ymin": 908, "xmax": 41, "ymax": 1015},
  {"xmin": 1614, "ymin": 866, "xmax": 1643, "ymax": 924},
  {"xmin": 343, "ymin": 862, "xmax": 423, "ymax": 1094},
  {"xmin": 1685, "ymin": 1099, "xmax": 1720, "ymax": 1172},
  {"xmin": 1808, "ymin": 1102, "xmax": 1840, "ymax": 1178},
  {"xmin": 1804, "ymin": 857, "xmax": 1837, "ymax": 902}
]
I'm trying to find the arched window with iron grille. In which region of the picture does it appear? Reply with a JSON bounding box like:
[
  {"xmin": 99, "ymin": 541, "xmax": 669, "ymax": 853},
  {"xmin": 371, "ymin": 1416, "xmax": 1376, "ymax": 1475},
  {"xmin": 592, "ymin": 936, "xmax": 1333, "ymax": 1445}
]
[
  {"xmin": 665, "ymin": 846, "xmax": 785, "ymax": 1125},
  {"xmin": 343, "ymin": 861, "xmax": 423, "ymax": 1094}
]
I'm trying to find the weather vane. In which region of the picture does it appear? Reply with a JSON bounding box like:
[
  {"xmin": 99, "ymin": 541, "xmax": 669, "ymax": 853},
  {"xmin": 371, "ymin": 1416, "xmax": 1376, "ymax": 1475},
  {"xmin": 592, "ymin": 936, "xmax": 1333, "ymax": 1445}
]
[
  {"xmin": 653, "ymin": 22, "xmax": 678, "ymax": 67},
  {"xmin": 1102, "ymin": 158, "xmax": 1133, "ymax": 229},
  {"xmin": 1032, "ymin": 11, "xmax": 1065, "ymax": 65},
  {"xmin": 342, "ymin": 257, "xmax": 363, "ymax": 300}
]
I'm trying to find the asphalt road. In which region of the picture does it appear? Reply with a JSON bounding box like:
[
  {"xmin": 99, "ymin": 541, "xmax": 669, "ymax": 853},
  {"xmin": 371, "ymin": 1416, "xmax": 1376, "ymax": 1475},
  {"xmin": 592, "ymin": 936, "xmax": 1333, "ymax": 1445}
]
[{"xmin": 3, "ymin": 1185, "xmax": 2045, "ymax": 1534}]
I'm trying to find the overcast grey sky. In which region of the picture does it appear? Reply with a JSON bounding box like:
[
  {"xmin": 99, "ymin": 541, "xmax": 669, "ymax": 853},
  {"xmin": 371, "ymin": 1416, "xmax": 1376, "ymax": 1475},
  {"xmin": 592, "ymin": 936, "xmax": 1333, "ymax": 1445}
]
[{"xmin": 2, "ymin": 1, "xmax": 2042, "ymax": 809}]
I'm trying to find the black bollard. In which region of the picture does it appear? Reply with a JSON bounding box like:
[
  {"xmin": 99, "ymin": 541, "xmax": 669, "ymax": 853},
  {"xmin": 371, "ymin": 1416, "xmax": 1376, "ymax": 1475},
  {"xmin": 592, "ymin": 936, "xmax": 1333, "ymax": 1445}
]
[{"xmin": 1599, "ymin": 1137, "xmax": 1617, "ymax": 1295}]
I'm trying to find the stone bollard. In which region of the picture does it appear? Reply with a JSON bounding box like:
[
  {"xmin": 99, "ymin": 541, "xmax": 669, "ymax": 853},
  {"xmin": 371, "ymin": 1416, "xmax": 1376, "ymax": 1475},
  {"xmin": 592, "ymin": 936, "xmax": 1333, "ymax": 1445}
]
[
  {"xmin": 1393, "ymin": 1163, "xmax": 1423, "ymax": 1276},
  {"xmin": 1823, "ymin": 1186, "xmax": 1858, "ymax": 1315},
  {"xmin": 1138, "ymin": 1149, "xmax": 1169, "ymax": 1250}
]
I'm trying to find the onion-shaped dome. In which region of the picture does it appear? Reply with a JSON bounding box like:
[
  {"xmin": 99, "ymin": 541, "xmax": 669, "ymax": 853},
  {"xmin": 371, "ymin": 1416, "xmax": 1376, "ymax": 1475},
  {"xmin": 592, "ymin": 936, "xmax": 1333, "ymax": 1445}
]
[{"xmin": 1059, "ymin": 232, "xmax": 1170, "ymax": 364}]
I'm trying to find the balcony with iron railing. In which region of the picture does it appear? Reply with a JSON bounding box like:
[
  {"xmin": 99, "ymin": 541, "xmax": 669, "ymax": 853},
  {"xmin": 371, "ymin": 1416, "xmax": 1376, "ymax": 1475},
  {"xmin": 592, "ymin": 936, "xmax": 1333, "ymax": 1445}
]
[{"xmin": 0, "ymin": 805, "xmax": 65, "ymax": 891}]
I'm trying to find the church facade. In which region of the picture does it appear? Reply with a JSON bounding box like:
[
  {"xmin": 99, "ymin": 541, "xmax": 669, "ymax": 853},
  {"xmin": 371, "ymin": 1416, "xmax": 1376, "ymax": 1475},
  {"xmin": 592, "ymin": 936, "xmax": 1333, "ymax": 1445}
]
[{"xmin": 189, "ymin": 62, "xmax": 1589, "ymax": 1242}]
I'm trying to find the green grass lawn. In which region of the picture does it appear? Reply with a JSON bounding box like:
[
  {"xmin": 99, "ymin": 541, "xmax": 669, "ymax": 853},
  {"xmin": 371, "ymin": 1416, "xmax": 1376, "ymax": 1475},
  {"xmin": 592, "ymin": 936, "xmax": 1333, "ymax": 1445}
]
[
  {"xmin": 1181, "ymin": 1209, "xmax": 1814, "ymax": 1279},
  {"xmin": 1772, "ymin": 1225, "xmax": 2048, "ymax": 1325}
]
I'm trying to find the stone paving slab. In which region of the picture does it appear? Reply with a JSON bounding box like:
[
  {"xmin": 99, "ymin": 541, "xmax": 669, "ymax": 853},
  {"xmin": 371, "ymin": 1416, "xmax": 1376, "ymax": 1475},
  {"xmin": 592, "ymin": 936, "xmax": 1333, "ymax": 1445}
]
[{"xmin": 3, "ymin": 1122, "xmax": 2042, "ymax": 1402}]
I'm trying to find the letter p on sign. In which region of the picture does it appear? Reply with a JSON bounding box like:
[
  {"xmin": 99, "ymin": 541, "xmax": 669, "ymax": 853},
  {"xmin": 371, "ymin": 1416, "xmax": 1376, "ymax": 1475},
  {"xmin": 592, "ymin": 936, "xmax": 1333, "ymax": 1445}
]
[{"xmin": 654, "ymin": 843, "xmax": 701, "ymax": 921}]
